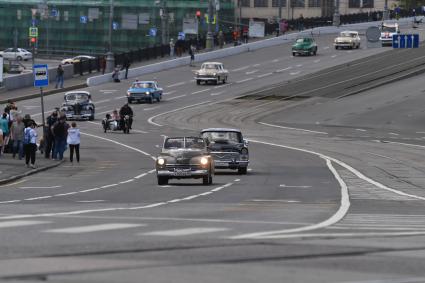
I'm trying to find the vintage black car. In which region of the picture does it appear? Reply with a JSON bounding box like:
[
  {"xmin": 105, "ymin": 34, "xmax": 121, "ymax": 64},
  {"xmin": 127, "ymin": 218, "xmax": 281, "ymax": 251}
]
[
  {"xmin": 201, "ymin": 128, "xmax": 249, "ymax": 174},
  {"xmin": 156, "ymin": 137, "xmax": 214, "ymax": 185},
  {"xmin": 60, "ymin": 91, "xmax": 95, "ymax": 120}
]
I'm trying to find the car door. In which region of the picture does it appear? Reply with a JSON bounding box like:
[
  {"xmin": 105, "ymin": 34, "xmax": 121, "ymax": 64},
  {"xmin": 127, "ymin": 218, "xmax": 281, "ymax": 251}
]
[{"xmin": 3, "ymin": 48, "xmax": 13, "ymax": 60}]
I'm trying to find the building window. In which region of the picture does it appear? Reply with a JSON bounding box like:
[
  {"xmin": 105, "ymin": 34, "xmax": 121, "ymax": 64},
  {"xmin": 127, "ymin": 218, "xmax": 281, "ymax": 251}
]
[
  {"xmin": 272, "ymin": 0, "xmax": 287, "ymax": 7},
  {"xmin": 241, "ymin": 0, "xmax": 251, "ymax": 7},
  {"xmin": 254, "ymin": 0, "xmax": 269, "ymax": 7},
  {"xmin": 308, "ymin": 0, "xmax": 320, "ymax": 7},
  {"xmin": 362, "ymin": 0, "xmax": 374, "ymax": 8},
  {"xmin": 291, "ymin": 0, "xmax": 305, "ymax": 7},
  {"xmin": 349, "ymin": 0, "xmax": 360, "ymax": 8}
]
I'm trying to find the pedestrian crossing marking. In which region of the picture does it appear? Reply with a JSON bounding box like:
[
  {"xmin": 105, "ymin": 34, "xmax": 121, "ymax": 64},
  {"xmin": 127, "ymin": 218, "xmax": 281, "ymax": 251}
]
[
  {"xmin": 141, "ymin": 227, "xmax": 229, "ymax": 236},
  {"xmin": 0, "ymin": 220, "xmax": 50, "ymax": 228},
  {"xmin": 44, "ymin": 223, "xmax": 144, "ymax": 234}
]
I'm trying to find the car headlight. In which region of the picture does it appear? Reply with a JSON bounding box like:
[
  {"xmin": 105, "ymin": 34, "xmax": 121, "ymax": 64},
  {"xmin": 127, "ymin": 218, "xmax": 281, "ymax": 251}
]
[
  {"xmin": 213, "ymin": 73, "xmax": 217, "ymax": 76},
  {"xmin": 157, "ymin": 158, "xmax": 165, "ymax": 166},
  {"xmin": 146, "ymin": 91, "xmax": 150, "ymax": 95},
  {"xmin": 200, "ymin": 157, "xmax": 209, "ymax": 165},
  {"xmin": 127, "ymin": 91, "xmax": 131, "ymax": 96},
  {"xmin": 240, "ymin": 148, "xmax": 248, "ymax": 155}
]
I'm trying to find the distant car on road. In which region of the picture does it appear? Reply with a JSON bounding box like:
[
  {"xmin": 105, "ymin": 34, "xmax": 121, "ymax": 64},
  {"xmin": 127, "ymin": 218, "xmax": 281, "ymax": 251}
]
[
  {"xmin": 60, "ymin": 91, "xmax": 95, "ymax": 121},
  {"xmin": 380, "ymin": 22, "xmax": 399, "ymax": 46},
  {"xmin": 0, "ymin": 48, "xmax": 32, "ymax": 61},
  {"xmin": 292, "ymin": 37, "xmax": 318, "ymax": 56},
  {"xmin": 61, "ymin": 55, "xmax": 96, "ymax": 65},
  {"xmin": 194, "ymin": 62, "xmax": 229, "ymax": 85},
  {"xmin": 156, "ymin": 136, "xmax": 214, "ymax": 185},
  {"xmin": 200, "ymin": 128, "xmax": 249, "ymax": 174},
  {"xmin": 334, "ymin": 31, "xmax": 361, "ymax": 49},
  {"xmin": 127, "ymin": 81, "xmax": 163, "ymax": 104}
]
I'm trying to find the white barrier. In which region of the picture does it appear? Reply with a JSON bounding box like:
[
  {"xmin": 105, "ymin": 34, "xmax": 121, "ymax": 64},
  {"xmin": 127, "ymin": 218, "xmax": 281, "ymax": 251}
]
[{"xmin": 87, "ymin": 18, "xmax": 415, "ymax": 87}]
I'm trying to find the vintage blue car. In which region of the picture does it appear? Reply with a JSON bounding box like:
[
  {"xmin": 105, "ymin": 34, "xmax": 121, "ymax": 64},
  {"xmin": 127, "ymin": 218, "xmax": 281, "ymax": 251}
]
[{"xmin": 126, "ymin": 81, "xmax": 163, "ymax": 104}]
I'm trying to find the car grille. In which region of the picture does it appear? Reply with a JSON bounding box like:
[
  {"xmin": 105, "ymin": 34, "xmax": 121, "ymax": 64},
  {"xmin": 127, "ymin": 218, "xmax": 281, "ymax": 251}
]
[
  {"xmin": 197, "ymin": 74, "xmax": 213, "ymax": 78},
  {"xmin": 211, "ymin": 152, "xmax": 240, "ymax": 160},
  {"xmin": 165, "ymin": 164, "xmax": 201, "ymax": 170}
]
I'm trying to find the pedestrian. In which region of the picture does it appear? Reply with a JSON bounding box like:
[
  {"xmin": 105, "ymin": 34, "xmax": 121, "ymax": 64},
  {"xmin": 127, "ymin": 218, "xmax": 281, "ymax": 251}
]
[
  {"xmin": 218, "ymin": 31, "xmax": 224, "ymax": 48},
  {"xmin": 52, "ymin": 117, "xmax": 69, "ymax": 161},
  {"xmin": 122, "ymin": 54, "xmax": 130, "ymax": 79},
  {"xmin": 189, "ymin": 44, "xmax": 195, "ymax": 66},
  {"xmin": 10, "ymin": 115, "xmax": 25, "ymax": 159},
  {"xmin": 0, "ymin": 128, "xmax": 3, "ymax": 158},
  {"xmin": 22, "ymin": 114, "xmax": 36, "ymax": 128},
  {"xmin": 23, "ymin": 121, "xmax": 37, "ymax": 168},
  {"xmin": 55, "ymin": 64, "xmax": 64, "ymax": 89},
  {"xmin": 298, "ymin": 14, "xmax": 304, "ymax": 31},
  {"xmin": 0, "ymin": 113, "xmax": 9, "ymax": 155},
  {"xmin": 67, "ymin": 122, "xmax": 80, "ymax": 164},
  {"xmin": 242, "ymin": 27, "xmax": 249, "ymax": 43},
  {"xmin": 169, "ymin": 38, "xmax": 175, "ymax": 58},
  {"xmin": 112, "ymin": 67, "xmax": 120, "ymax": 83},
  {"xmin": 45, "ymin": 110, "xmax": 58, "ymax": 159},
  {"xmin": 100, "ymin": 56, "xmax": 106, "ymax": 75}
]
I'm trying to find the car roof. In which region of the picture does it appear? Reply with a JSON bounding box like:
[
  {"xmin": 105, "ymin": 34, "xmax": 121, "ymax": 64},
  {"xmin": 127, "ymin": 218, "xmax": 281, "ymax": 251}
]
[
  {"xmin": 133, "ymin": 81, "xmax": 155, "ymax": 84},
  {"xmin": 201, "ymin": 128, "xmax": 242, "ymax": 133},
  {"xmin": 65, "ymin": 91, "xmax": 90, "ymax": 95},
  {"xmin": 202, "ymin": 62, "xmax": 223, "ymax": 65},
  {"xmin": 382, "ymin": 22, "xmax": 398, "ymax": 27},
  {"xmin": 341, "ymin": 30, "xmax": 358, "ymax": 34}
]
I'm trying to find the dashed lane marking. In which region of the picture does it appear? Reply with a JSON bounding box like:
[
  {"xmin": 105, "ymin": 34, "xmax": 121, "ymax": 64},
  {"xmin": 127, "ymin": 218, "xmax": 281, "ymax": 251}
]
[
  {"xmin": 0, "ymin": 220, "xmax": 50, "ymax": 228},
  {"xmin": 191, "ymin": 88, "xmax": 211, "ymax": 95},
  {"xmin": 19, "ymin": 185, "xmax": 61, "ymax": 189},
  {"xmin": 236, "ymin": 78, "xmax": 253, "ymax": 83},
  {"xmin": 163, "ymin": 90, "xmax": 176, "ymax": 95},
  {"xmin": 331, "ymin": 55, "xmax": 337, "ymax": 58},
  {"xmin": 272, "ymin": 59, "xmax": 280, "ymax": 63},
  {"xmin": 166, "ymin": 82, "xmax": 185, "ymax": 88},
  {"xmin": 246, "ymin": 70, "xmax": 259, "ymax": 75},
  {"xmin": 231, "ymin": 66, "xmax": 250, "ymax": 72},
  {"xmin": 167, "ymin": 94, "xmax": 187, "ymax": 101},
  {"xmin": 289, "ymin": 71, "xmax": 301, "ymax": 75},
  {"xmin": 76, "ymin": 200, "xmax": 106, "ymax": 203},
  {"xmin": 252, "ymin": 63, "xmax": 261, "ymax": 67},
  {"xmin": 356, "ymin": 129, "xmax": 367, "ymax": 132},
  {"xmin": 276, "ymin": 67, "xmax": 293, "ymax": 73},
  {"xmin": 279, "ymin": 184, "xmax": 312, "ymax": 188},
  {"xmin": 259, "ymin": 122, "xmax": 328, "ymax": 135},
  {"xmin": 148, "ymin": 101, "xmax": 212, "ymax": 127},
  {"xmin": 257, "ymin": 72, "xmax": 273, "ymax": 78},
  {"xmin": 210, "ymin": 91, "xmax": 224, "ymax": 96},
  {"xmin": 44, "ymin": 223, "xmax": 144, "ymax": 234},
  {"xmin": 141, "ymin": 227, "xmax": 229, "ymax": 237}
]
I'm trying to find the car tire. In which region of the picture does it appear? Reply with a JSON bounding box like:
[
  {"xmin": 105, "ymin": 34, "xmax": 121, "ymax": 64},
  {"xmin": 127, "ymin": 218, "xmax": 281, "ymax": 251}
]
[
  {"xmin": 149, "ymin": 97, "xmax": 153, "ymax": 104},
  {"xmin": 16, "ymin": 56, "xmax": 22, "ymax": 61},
  {"xmin": 196, "ymin": 80, "xmax": 200, "ymax": 85},
  {"xmin": 158, "ymin": 176, "xmax": 168, "ymax": 185},
  {"xmin": 314, "ymin": 48, "xmax": 317, "ymax": 56},
  {"xmin": 222, "ymin": 77, "xmax": 226, "ymax": 84},
  {"xmin": 238, "ymin": 167, "xmax": 248, "ymax": 175},
  {"xmin": 292, "ymin": 52, "xmax": 296, "ymax": 56},
  {"xmin": 89, "ymin": 114, "xmax": 94, "ymax": 121},
  {"xmin": 128, "ymin": 99, "xmax": 132, "ymax": 104},
  {"xmin": 156, "ymin": 96, "xmax": 160, "ymax": 102},
  {"xmin": 203, "ymin": 173, "xmax": 211, "ymax": 185}
]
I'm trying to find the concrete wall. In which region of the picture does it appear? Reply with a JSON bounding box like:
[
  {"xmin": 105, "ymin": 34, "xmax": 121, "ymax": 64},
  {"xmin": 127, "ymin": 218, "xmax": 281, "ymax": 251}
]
[{"xmin": 3, "ymin": 64, "xmax": 73, "ymax": 91}]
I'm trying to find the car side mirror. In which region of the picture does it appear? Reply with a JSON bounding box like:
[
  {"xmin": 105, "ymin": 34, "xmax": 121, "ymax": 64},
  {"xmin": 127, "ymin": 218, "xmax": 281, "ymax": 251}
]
[{"xmin": 243, "ymin": 139, "xmax": 249, "ymax": 146}]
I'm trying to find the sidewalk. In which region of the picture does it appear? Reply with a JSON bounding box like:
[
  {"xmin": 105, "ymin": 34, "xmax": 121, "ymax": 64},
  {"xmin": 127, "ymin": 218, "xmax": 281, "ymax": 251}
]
[{"xmin": 0, "ymin": 152, "xmax": 63, "ymax": 186}]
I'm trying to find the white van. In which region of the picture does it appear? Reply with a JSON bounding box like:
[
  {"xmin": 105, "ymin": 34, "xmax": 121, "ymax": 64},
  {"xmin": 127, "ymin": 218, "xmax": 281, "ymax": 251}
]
[{"xmin": 379, "ymin": 22, "xmax": 400, "ymax": 46}]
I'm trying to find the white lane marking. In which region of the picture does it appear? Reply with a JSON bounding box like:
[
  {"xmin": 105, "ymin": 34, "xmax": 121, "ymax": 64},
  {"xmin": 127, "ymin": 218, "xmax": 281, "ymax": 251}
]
[
  {"xmin": 246, "ymin": 70, "xmax": 259, "ymax": 75},
  {"xmin": 131, "ymin": 129, "xmax": 149, "ymax": 134},
  {"xmin": 199, "ymin": 192, "xmax": 212, "ymax": 196},
  {"xmin": 313, "ymin": 59, "xmax": 320, "ymax": 63},
  {"xmin": 234, "ymin": 179, "xmax": 240, "ymax": 182},
  {"xmin": 236, "ymin": 78, "xmax": 253, "ymax": 83},
  {"xmin": 76, "ymin": 200, "xmax": 105, "ymax": 203},
  {"xmin": 259, "ymin": 121, "xmax": 328, "ymax": 135},
  {"xmin": 119, "ymin": 179, "xmax": 134, "ymax": 184},
  {"xmin": 100, "ymin": 184, "xmax": 118, "ymax": 189},
  {"xmin": 214, "ymin": 82, "xmax": 233, "ymax": 89},
  {"xmin": 0, "ymin": 200, "xmax": 21, "ymax": 204},
  {"xmin": 388, "ymin": 132, "xmax": 399, "ymax": 136},
  {"xmin": 167, "ymin": 94, "xmax": 187, "ymax": 101},
  {"xmin": 96, "ymin": 99, "xmax": 111, "ymax": 104},
  {"xmin": 114, "ymin": 96, "xmax": 127, "ymax": 100},
  {"xmin": 44, "ymin": 223, "xmax": 144, "ymax": 234},
  {"xmin": 416, "ymin": 131, "xmax": 425, "ymax": 134},
  {"xmin": 163, "ymin": 90, "xmax": 176, "ymax": 95},
  {"xmin": 24, "ymin": 196, "xmax": 52, "ymax": 201},
  {"xmin": 19, "ymin": 185, "xmax": 62, "ymax": 189},
  {"xmin": 191, "ymin": 88, "xmax": 211, "ymax": 95},
  {"xmin": 355, "ymin": 129, "xmax": 367, "ymax": 132},
  {"xmin": 144, "ymin": 107, "xmax": 160, "ymax": 111},
  {"xmin": 167, "ymin": 199, "xmax": 182, "ymax": 203},
  {"xmin": 279, "ymin": 184, "xmax": 312, "ymax": 188},
  {"xmin": 231, "ymin": 66, "xmax": 250, "ymax": 72},
  {"xmin": 296, "ymin": 64, "xmax": 303, "ymax": 67},
  {"xmin": 276, "ymin": 67, "xmax": 293, "ymax": 73},
  {"xmin": 377, "ymin": 140, "xmax": 425, "ymax": 149},
  {"xmin": 141, "ymin": 227, "xmax": 229, "ymax": 236},
  {"xmin": 135, "ymin": 169, "xmax": 155, "ymax": 179},
  {"xmin": 54, "ymin": 192, "xmax": 78, "ymax": 196},
  {"xmin": 331, "ymin": 55, "xmax": 337, "ymax": 58},
  {"xmin": 166, "ymin": 82, "xmax": 185, "ymax": 88},
  {"xmin": 249, "ymin": 231, "xmax": 425, "ymax": 240},
  {"xmin": 251, "ymin": 199, "xmax": 300, "ymax": 203},
  {"xmin": 289, "ymin": 71, "xmax": 301, "ymax": 75},
  {"xmin": 272, "ymin": 59, "xmax": 280, "ymax": 63},
  {"xmin": 148, "ymin": 101, "xmax": 212, "ymax": 127},
  {"xmin": 210, "ymin": 91, "xmax": 224, "ymax": 96},
  {"xmin": 323, "ymin": 46, "xmax": 330, "ymax": 50},
  {"xmin": 252, "ymin": 63, "xmax": 260, "ymax": 67},
  {"xmin": 257, "ymin": 72, "xmax": 273, "ymax": 78},
  {"xmin": 0, "ymin": 220, "xmax": 50, "ymax": 228}
]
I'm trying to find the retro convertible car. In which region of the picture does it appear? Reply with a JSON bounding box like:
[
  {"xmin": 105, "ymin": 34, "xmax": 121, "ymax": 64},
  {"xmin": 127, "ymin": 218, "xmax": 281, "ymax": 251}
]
[
  {"xmin": 201, "ymin": 128, "xmax": 249, "ymax": 174},
  {"xmin": 292, "ymin": 37, "xmax": 318, "ymax": 56},
  {"xmin": 194, "ymin": 62, "xmax": 229, "ymax": 85},
  {"xmin": 60, "ymin": 91, "xmax": 95, "ymax": 120},
  {"xmin": 156, "ymin": 137, "xmax": 214, "ymax": 185},
  {"xmin": 334, "ymin": 31, "xmax": 361, "ymax": 49},
  {"xmin": 127, "ymin": 80, "xmax": 163, "ymax": 104}
]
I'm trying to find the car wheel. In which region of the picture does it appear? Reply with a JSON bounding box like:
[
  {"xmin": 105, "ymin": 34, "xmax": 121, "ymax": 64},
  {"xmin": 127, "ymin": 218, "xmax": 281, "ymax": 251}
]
[
  {"xmin": 158, "ymin": 176, "xmax": 168, "ymax": 185},
  {"xmin": 149, "ymin": 97, "xmax": 153, "ymax": 104},
  {"xmin": 357, "ymin": 44, "xmax": 360, "ymax": 49},
  {"xmin": 196, "ymin": 80, "xmax": 200, "ymax": 85},
  {"xmin": 156, "ymin": 96, "xmax": 160, "ymax": 102},
  {"xmin": 292, "ymin": 52, "xmax": 296, "ymax": 56},
  {"xmin": 89, "ymin": 114, "xmax": 94, "ymax": 121},
  {"xmin": 313, "ymin": 49, "xmax": 317, "ymax": 56},
  {"xmin": 238, "ymin": 167, "xmax": 248, "ymax": 175},
  {"xmin": 16, "ymin": 56, "xmax": 22, "ymax": 61},
  {"xmin": 128, "ymin": 99, "xmax": 132, "ymax": 104},
  {"xmin": 222, "ymin": 77, "xmax": 226, "ymax": 84},
  {"xmin": 203, "ymin": 174, "xmax": 211, "ymax": 185}
]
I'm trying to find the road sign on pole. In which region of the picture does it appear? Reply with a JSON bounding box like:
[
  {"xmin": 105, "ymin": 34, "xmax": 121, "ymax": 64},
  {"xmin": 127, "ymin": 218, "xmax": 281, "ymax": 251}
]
[
  {"xmin": 29, "ymin": 27, "xmax": 38, "ymax": 37},
  {"xmin": 33, "ymin": 64, "xmax": 49, "ymax": 87},
  {"xmin": 393, "ymin": 34, "xmax": 419, "ymax": 48}
]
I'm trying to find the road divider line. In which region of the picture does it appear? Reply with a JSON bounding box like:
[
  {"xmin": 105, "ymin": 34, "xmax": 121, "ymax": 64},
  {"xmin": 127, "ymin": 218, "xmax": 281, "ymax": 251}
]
[
  {"xmin": 289, "ymin": 71, "xmax": 301, "ymax": 75},
  {"xmin": 148, "ymin": 101, "xmax": 212, "ymax": 127},
  {"xmin": 214, "ymin": 82, "xmax": 233, "ymax": 89},
  {"xmin": 191, "ymin": 88, "xmax": 211, "ymax": 95},
  {"xmin": 236, "ymin": 78, "xmax": 253, "ymax": 83},
  {"xmin": 210, "ymin": 91, "xmax": 224, "ymax": 96},
  {"xmin": 166, "ymin": 82, "xmax": 185, "ymax": 88},
  {"xmin": 246, "ymin": 70, "xmax": 258, "ymax": 75},
  {"xmin": 257, "ymin": 72, "xmax": 273, "ymax": 78},
  {"xmin": 231, "ymin": 66, "xmax": 250, "ymax": 72},
  {"xmin": 44, "ymin": 223, "xmax": 144, "ymax": 234},
  {"xmin": 276, "ymin": 67, "xmax": 293, "ymax": 73},
  {"xmin": 0, "ymin": 220, "xmax": 50, "ymax": 228},
  {"xmin": 167, "ymin": 94, "xmax": 187, "ymax": 101},
  {"xmin": 141, "ymin": 227, "xmax": 229, "ymax": 236},
  {"xmin": 259, "ymin": 121, "xmax": 328, "ymax": 135}
]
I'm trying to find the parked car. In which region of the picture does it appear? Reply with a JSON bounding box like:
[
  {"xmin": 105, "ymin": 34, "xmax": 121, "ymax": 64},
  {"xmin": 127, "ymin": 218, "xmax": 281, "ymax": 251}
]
[
  {"xmin": 292, "ymin": 37, "xmax": 318, "ymax": 56},
  {"xmin": 194, "ymin": 62, "xmax": 229, "ymax": 85},
  {"xmin": 127, "ymin": 81, "xmax": 163, "ymax": 104},
  {"xmin": 156, "ymin": 136, "xmax": 214, "ymax": 185},
  {"xmin": 200, "ymin": 128, "xmax": 249, "ymax": 174},
  {"xmin": 334, "ymin": 31, "xmax": 361, "ymax": 49},
  {"xmin": 0, "ymin": 48, "xmax": 32, "ymax": 61},
  {"xmin": 60, "ymin": 91, "xmax": 95, "ymax": 120},
  {"xmin": 61, "ymin": 55, "xmax": 95, "ymax": 65},
  {"xmin": 380, "ymin": 22, "xmax": 399, "ymax": 46}
]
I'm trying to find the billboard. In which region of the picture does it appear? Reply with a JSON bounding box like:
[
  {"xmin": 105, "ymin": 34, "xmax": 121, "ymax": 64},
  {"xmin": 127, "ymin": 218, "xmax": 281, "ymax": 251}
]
[
  {"xmin": 183, "ymin": 18, "xmax": 198, "ymax": 35},
  {"xmin": 249, "ymin": 21, "xmax": 265, "ymax": 38}
]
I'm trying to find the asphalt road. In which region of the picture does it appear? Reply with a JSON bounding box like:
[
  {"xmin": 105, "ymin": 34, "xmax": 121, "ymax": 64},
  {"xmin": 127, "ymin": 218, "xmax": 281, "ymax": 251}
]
[{"xmin": 1, "ymin": 22, "xmax": 425, "ymax": 282}]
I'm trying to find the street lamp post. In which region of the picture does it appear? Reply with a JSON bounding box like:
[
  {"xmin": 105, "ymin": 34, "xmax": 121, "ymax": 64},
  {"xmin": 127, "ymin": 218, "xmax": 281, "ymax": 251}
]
[
  {"xmin": 206, "ymin": 0, "xmax": 214, "ymax": 50},
  {"xmin": 160, "ymin": 0, "xmax": 168, "ymax": 45},
  {"xmin": 333, "ymin": 0, "xmax": 340, "ymax": 26},
  {"xmin": 105, "ymin": 0, "xmax": 115, "ymax": 73}
]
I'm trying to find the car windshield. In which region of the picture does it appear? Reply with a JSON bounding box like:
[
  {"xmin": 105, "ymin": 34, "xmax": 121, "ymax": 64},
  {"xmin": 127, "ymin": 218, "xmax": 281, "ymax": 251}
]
[
  {"xmin": 201, "ymin": 131, "xmax": 243, "ymax": 144},
  {"xmin": 382, "ymin": 26, "xmax": 396, "ymax": 32},
  {"xmin": 296, "ymin": 38, "xmax": 309, "ymax": 43},
  {"xmin": 202, "ymin": 64, "xmax": 219, "ymax": 70},
  {"xmin": 133, "ymin": 82, "xmax": 154, "ymax": 88},
  {"xmin": 164, "ymin": 137, "xmax": 205, "ymax": 149},
  {"xmin": 341, "ymin": 32, "xmax": 356, "ymax": 37},
  {"xmin": 65, "ymin": 93, "xmax": 89, "ymax": 101}
]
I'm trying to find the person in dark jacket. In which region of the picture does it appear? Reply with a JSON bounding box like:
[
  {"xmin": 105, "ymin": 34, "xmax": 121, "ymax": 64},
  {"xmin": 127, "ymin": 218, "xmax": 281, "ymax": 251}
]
[
  {"xmin": 122, "ymin": 54, "xmax": 131, "ymax": 79},
  {"xmin": 55, "ymin": 64, "xmax": 64, "ymax": 89},
  {"xmin": 45, "ymin": 110, "xmax": 58, "ymax": 158},
  {"xmin": 52, "ymin": 117, "xmax": 69, "ymax": 161},
  {"xmin": 119, "ymin": 103, "xmax": 133, "ymax": 130}
]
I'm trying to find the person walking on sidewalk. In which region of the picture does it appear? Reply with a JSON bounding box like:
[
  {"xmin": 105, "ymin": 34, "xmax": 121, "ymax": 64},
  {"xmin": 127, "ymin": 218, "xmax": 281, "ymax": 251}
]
[
  {"xmin": 169, "ymin": 38, "xmax": 175, "ymax": 58},
  {"xmin": 55, "ymin": 64, "xmax": 64, "ymax": 89},
  {"xmin": 45, "ymin": 110, "xmax": 58, "ymax": 159},
  {"xmin": 0, "ymin": 113, "xmax": 10, "ymax": 155},
  {"xmin": 24, "ymin": 121, "xmax": 37, "ymax": 168},
  {"xmin": 67, "ymin": 122, "xmax": 80, "ymax": 164},
  {"xmin": 122, "ymin": 54, "xmax": 131, "ymax": 79},
  {"xmin": 10, "ymin": 116, "xmax": 25, "ymax": 159},
  {"xmin": 52, "ymin": 117, "xmax": 69, "ymax": 161},
  {"xmin": 189, "ymin": 44, "xmax": 196, "ymax": 67}
]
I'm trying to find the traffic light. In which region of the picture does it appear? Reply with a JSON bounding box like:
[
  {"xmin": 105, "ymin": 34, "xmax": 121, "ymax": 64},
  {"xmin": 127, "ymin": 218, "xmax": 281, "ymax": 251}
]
[
  {"xmin": 30, "ymin": 37, "xmax": 36, "ymax": 43},
  {"xmin": 196, "ymin": 10, "xmax": 201, "ymax": 20}
]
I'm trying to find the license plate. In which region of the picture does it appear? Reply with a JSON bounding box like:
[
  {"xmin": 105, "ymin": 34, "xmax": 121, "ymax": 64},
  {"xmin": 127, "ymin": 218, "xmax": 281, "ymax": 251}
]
[{"xmin": 174, "ymin": 169, "xmax": 191, "ymax": 176}]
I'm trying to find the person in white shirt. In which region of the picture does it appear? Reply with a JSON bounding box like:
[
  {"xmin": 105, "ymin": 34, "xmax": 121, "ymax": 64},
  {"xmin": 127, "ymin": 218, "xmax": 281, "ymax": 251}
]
[
  {"xmin": 67, "ymin": 122, "xmax": 80, "ymax": 163},
  {"xmin": 24, "ymin": 121, "xmax": 38, "ymax": 168}
]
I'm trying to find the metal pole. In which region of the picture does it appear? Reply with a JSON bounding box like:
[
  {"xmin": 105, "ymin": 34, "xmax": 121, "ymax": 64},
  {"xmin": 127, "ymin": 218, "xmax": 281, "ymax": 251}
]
[
  {"xmin": 278, "ymin": 0, "xmax": 282, "ymax": 35},
  {"xmin": 161, "ymin": 0, "xmax": 168, "ymax": 45},
  {"xmin": 383, "ymin": 0, "xmax": 389, "ymax": 20},
  {"xmin": 40, "ymin": 87, "xmax": 46, "ymax": 153},
  {"xmin": 333, "ymin": 0, "xmax": 340, "ymax": 26},
  {"xmin": 206, "ymin": 0, "xmax": 214, "ymax": 50},
  {"xmin": 105, "ymin": 0, "xmax": 115, "ymax": 73}
]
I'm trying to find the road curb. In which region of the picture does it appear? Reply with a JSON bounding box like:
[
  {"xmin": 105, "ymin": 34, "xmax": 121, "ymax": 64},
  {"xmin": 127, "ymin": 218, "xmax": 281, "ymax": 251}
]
[
  {"xmin": 0, "ymin": 83, "xmax": 87, "ymax": 104},
  {"xmin": 0, "ymin": 160, "xmax": 64, "ymax": 186}
]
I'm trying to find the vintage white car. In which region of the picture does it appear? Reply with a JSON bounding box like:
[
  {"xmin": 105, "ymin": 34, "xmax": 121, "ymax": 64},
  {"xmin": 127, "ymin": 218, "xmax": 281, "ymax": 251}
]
[
  {"xmin": 334, "ymin": 31, "xmax": 361, "ymax": 49},
  {"xmin": 194, "ymin": 62, "xmax": 229, "ymax": 85},
  {"xmin": 380, "ymin": 22, "xmax": 399, "ymax": 46}
]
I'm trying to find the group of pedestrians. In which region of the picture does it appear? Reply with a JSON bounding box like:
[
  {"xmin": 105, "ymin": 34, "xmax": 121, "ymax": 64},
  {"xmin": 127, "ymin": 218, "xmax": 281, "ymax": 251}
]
[{"xmin": 1, "ymin": 102, "xmax": 81, "ymax": 168}]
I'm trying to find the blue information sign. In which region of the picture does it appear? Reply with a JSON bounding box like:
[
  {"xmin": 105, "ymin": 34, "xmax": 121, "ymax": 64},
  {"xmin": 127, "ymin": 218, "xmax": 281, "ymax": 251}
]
[
  {"xmin": 112, "ymin": 22, "xmax": 119, "ymax": 30},
  {"xmin": 393, "ymin": 34, "xmax": 419, "ymax": 48},
  {"xmin": 149, "ymin": 27, "xmax": 157, "ymax": 37},
  {"xmin": 33, "ymin": 64, "xmax": 49, "ymax": 87},
  {"xmin": 80, "ymin": 16, "xmax": 87, "ymax": 24}
]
